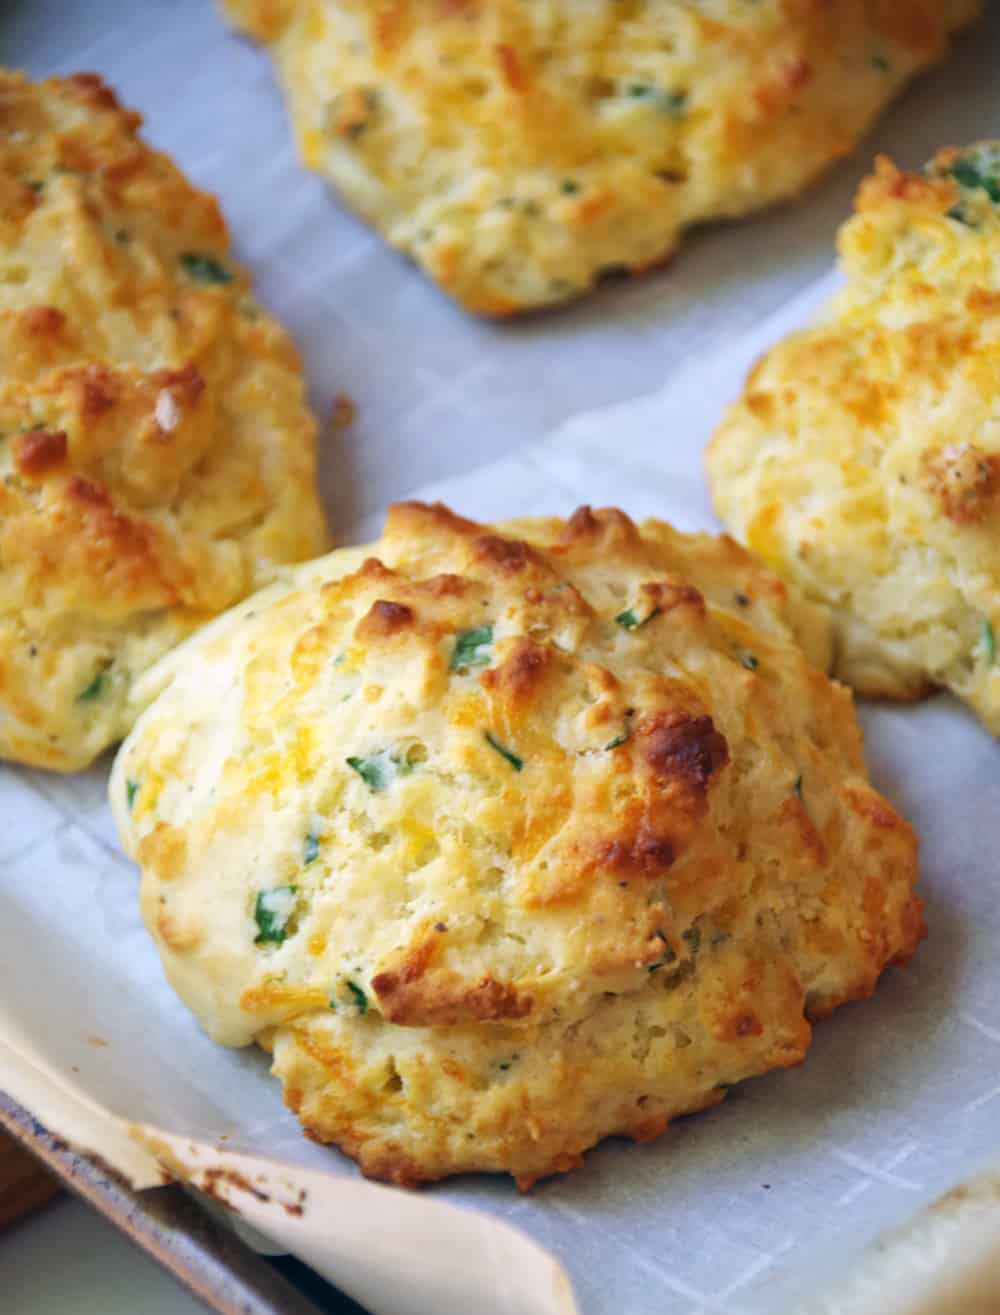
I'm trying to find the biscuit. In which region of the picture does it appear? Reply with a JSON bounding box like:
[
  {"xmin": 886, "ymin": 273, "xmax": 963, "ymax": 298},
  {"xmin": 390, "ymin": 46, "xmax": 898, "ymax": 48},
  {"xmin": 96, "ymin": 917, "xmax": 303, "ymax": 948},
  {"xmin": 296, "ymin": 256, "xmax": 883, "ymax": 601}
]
[
  {"xmin": 0, "ymin": 72, "xmax": 329, "ymax": 770},
  {"xmin": 708, "ymin": 143, "xmax": 1000, "ymax": 734},
  {"xmin": 112, "ymin": 502, "xmax": 920, "ymax": 1187},
  {"xmin": 222, "ymin": 0, "xmax": 978, "ymax": 314}
]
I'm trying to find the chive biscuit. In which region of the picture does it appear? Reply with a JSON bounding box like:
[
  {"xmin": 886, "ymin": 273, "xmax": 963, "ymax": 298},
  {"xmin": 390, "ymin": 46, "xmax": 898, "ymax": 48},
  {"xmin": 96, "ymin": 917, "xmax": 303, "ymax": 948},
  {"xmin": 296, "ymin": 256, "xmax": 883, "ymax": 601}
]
[
  {"xmin": 112, "ymin": 502, "xmax": 921, "ymax": 1187},
  {"xmin": 0, "ymin": 72, "xmax": 328, "ymax": 770},
  {"xmin": 222, "ymin": 0, "xmax": 978, "ymax": 314},
  {"xmin": 708, "ymin": 143, "xmax": 1000, "ymax": 734}
]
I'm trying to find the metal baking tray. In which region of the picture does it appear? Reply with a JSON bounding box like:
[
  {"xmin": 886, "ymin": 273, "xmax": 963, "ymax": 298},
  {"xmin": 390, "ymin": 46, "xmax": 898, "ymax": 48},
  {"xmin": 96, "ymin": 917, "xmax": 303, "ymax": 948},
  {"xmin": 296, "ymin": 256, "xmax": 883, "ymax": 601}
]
[{"xmin": 0, "ymin": 1088, "xmax": 367, "ymax": 1315}]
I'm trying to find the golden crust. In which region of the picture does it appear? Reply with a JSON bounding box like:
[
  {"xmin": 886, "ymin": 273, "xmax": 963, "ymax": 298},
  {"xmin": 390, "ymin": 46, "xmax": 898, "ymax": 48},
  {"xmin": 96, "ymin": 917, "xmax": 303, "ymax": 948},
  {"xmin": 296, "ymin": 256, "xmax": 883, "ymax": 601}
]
[
  {"xmin": 0, "ymin": 71, "xmax": 329, "ymax": 770},
  {"xmin": 112, "ymin": 502, "xmax": 920, "ymax": 1186},
  {"xmin": 708, "ymin": 142, "xmax": 1000, "ymax": 735},
  {"xmin": 222, "ymin": 0, "xmax": 978, "ymax": 314}
]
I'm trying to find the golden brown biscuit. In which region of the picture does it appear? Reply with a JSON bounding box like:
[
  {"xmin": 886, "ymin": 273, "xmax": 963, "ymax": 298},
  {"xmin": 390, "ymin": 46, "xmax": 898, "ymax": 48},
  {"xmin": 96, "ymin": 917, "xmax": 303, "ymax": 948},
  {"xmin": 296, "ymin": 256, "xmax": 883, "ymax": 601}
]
[
  {"xmin": 708, "ymin": 142, "xmax": 1000, "ymax": 734},
  {"xmin": 111, "ymin": 502, "xmax": 920, "ymax": 1187},
  {"xmin": 0, "ymin": 71, "xmax": 329, "ymax": 770},
  {"xmin": 222, "ymin": 0, "xmax": 978, "ymax": 314}
]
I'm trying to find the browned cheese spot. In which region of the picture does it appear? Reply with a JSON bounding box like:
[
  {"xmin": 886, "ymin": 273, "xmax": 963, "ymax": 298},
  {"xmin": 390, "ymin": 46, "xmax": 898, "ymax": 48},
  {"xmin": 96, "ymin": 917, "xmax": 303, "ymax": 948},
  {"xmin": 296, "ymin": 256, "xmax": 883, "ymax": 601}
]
[
  {"xmin": 589, "ymin": 828, "xmax": 677, "ymax": 878},
  {"xmin": 638, "ymin": 711, "xmax": 730, "ymax": 793},
  {"xmin": 480, "ymin": 638, "xmax": 550, "ymax": 706},
  {"xmin": 923, "ymin": 445, "xmax": 1000, "ymax": 525},
  {"xmin": 355, "ymin": 599, "xmax": 415, "ymax": 640},
  {"xmin": 473, "ymin": 534, "xmax": 544, "ymax": 576},
  {"xmin": 14, "ymin": 429, "xmax": 68, "ymax": 478},
  {"xmin": 20, "ymin": 305, "xmax": 66, "ymax": 337},
  {"xmin": 152, "ymin": 362, "xmax": 205, "ymax": 409}
]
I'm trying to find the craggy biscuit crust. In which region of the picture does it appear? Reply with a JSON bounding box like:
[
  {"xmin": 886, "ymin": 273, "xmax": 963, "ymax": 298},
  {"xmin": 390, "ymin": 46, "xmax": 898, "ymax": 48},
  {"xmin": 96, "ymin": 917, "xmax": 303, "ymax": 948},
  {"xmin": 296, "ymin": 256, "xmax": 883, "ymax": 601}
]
[
  {"xmin": 0, "ymin": 72, "xmax": 328, "ymax": 769},
  {"xmin": 112, "ymin": 502, "xmax": 920, "ymax": 1187},
  {"xmin": 223, "ymin": 0, "xmax": 978, "ymax": 313},
  {"xmin": 708, "ymin": 143, "xmax": 1000, "ymax": 733}
]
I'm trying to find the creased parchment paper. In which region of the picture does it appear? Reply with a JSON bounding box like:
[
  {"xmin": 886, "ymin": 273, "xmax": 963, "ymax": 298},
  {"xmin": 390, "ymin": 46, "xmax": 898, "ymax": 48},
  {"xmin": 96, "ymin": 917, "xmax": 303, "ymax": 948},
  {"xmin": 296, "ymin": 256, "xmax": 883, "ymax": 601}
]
[{"xmin": 3, "ymin": 2, "xmax": 1000, "ymax": 1313}]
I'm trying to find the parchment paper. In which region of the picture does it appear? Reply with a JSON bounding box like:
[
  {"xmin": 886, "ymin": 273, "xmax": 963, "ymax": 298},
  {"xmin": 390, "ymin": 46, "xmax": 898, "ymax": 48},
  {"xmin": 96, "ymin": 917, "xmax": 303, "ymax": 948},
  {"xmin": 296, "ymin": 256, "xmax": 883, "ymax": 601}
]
[{"xmin": 2, "ymin": 3, "xmax": 1000, "ymax": 1314}]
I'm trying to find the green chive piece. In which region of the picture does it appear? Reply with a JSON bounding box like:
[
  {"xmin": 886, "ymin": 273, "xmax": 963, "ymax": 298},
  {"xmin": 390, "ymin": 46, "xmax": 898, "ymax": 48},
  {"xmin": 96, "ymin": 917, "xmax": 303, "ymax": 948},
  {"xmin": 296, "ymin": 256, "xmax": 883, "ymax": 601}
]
[
  {"xmin": 739, "ymin": 652, "xmax": 759, "ymax": 671},
  {"xmin": 180, "ymin": 252, "xmax": 233, "ymax": 285},
  {"xmin": 605, "ymin": 727, "xmax": 631, "ymax": 750},
  {"xmin": 681, "ymin": 926, "xmax": 701, "ymax": 953},
  {"xmin": 793, "ymin": 775, "xmax": 803, "ymax": 799},
  {"xmin": 450, "ymin": 625, "xmax": 493, "ymax": 671},
  {"xmin": 982, "ymin": 620, "xmax": 996, "ymax": 665},
  {"xmin": 616, "ymin": 606, "xmax": 662, "ymax": 631},
  {"xmin": 484, "ymin": 731, "xmax": 523, "ymax": 772},
  {"xmin": 952, "ymin": 156, "xmax": 1000, "ymax": 204},
  {"xmin": 625, "ymin": 85, "xmax": 687, "ymax": 114},
  {"xmin": 77, "ymin": 671, "xmax": 107, "ymax": 703},
  {"xmin": 936, "ymin": 144, "xmax": 1000, "ymax": 228},
  {"xmin": 253, "ymin": 886, "xmax": 298, "ymax": 945},
  {"xmin": 303, "ymin": 832, "xmax": 320, "ymax": 866},
  {"xmin": 346, "ymin": 981, "xmax": 368, "ymax": 1015},
  {"xmin": 648, "ymin": 932, "xmax": 677, "ymax": 972},
  {"xmin": 126, "ymin": 780, "xmax": 139, "ymax": 810},
  {"xmin": 734, "ymin": 592, "xmax": 750, "ymax": 608},
  {"xmin": 870, "ymin": 54, "xmax": 890, "ymax": 72},
  {"xmin": 561, "ymin": 179, "xmax": 580, "ymax": 195},
  {"xmin": 346, "ymin": 750, "xmax": 398, "ymax": 791}
]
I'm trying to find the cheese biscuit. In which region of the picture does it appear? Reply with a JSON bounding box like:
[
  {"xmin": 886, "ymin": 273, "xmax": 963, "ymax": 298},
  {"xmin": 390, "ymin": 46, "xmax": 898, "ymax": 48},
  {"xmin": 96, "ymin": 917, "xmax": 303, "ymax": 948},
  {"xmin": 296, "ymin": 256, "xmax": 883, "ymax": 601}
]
[
  {"xmin": 224, "ymin": 0, "xmax": 979, "ymax": 313},
  {"xmin": 0, "ymin": 72, "xmax": 328, "ymax": 769},
  {"xmin": 709, "ymin": 143, "xmax": 1000, "ymax": 734},
  {"xmin": 112, "ymin": 502, "xmax": 920, "ymax": 1186}
]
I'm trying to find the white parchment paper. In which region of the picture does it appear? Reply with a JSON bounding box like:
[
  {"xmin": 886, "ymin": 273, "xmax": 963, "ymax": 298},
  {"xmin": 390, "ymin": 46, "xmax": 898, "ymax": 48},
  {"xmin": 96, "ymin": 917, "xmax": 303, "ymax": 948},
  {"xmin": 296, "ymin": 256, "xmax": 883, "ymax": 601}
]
[{"xmin": 2, "ymin": 4, "xmax": 1000, "ymax": 1313}]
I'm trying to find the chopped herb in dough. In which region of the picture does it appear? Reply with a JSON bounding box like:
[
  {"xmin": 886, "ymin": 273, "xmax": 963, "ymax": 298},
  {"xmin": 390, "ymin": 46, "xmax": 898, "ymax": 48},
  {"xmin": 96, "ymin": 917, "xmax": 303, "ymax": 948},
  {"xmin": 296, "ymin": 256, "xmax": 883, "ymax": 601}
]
[
  {"xmin": 681, "ymin": 926, "xmax": 701, "ymax": 953},
  {"xmin": 625, "ymin": 85, "xmax": 687, "ymax": 115},
  {"xmin": 346, "ymin": 980, "xmax": 368, "ymax": 1015},
  {"xmin": 484, "ymin": 731, "xmax": 523, "ymax": 772},
  {"xmin": 648, "ymin": 932, "xmax": 677, "ymax": 972},
  {"xmin": 180, "ymin": 252, "xmax": 233, "ymax": 285},
  {"xmin": 346, "ymin": 749, "xmax": 406, "ymax": 791},
  {"xmin": 950, "ymin": 148, "xmax": 1000, "ymax": 204},
  {"xmin": 981, "ymin": 619, "xmax": 996, "ymax": 665},
  {"xmin": 77, "ymin": 671, "xmax": 107, "ymax": 703},
  {"xmin": 450, "ymin": 625, "xmax": 494, "ymax": 671},
  {"xmin": 616, "ymin": 606, "xmax": 661, "ymax": 631},
  {"xmin": 254, "ymin": 886, "xmax": 298, "ymax": 945}
]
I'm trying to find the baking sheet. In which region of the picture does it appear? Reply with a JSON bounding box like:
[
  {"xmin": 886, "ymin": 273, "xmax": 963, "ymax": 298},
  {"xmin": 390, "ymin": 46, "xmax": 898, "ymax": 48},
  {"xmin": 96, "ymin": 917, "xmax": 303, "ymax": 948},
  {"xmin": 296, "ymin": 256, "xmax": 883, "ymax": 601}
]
[{"xmin": 3, "ymin": 3, "xmax": 1000, "ymax": 1314}]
